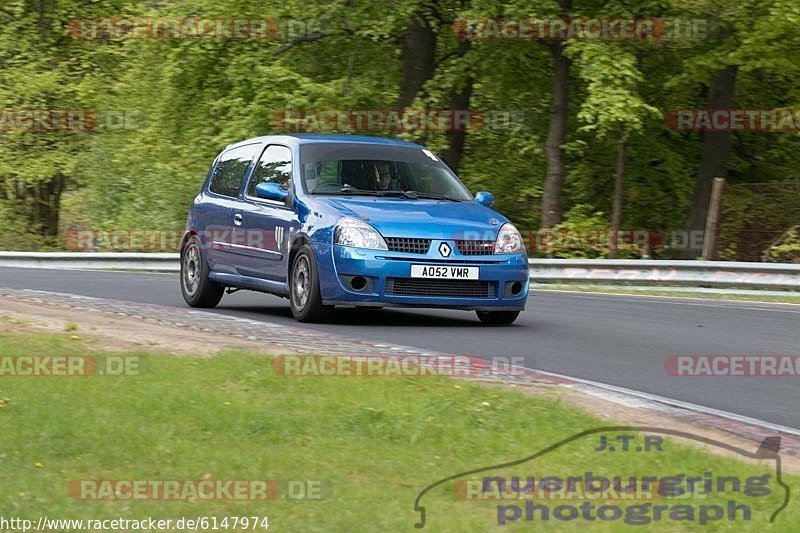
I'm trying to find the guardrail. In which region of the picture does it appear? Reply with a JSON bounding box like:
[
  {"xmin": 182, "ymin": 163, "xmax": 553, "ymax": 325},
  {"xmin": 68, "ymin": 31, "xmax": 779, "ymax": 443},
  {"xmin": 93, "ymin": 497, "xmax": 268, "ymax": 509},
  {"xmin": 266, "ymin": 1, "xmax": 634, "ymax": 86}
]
[
  {"xmin": 529, "ymin": 259, "xmax": 800, "ymax": 290},
  {"xmin": 0, "ymin": 252, "xmax": 797, "ymax": 290},
  {"xmin": 0, "ymin": 252, "xmax": 180, "ymax": 272}
]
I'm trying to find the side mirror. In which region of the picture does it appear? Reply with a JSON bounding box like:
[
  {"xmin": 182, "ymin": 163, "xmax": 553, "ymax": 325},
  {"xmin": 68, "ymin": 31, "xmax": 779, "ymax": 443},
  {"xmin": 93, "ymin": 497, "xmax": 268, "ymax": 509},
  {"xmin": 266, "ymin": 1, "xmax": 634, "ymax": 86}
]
[
  {"xmin": 475, "ymin": 191, "xmax": 495, "ymax": 208},
  {"xmin": 255, "ymin": 182, "xmax": 289, "ymax": 202}
]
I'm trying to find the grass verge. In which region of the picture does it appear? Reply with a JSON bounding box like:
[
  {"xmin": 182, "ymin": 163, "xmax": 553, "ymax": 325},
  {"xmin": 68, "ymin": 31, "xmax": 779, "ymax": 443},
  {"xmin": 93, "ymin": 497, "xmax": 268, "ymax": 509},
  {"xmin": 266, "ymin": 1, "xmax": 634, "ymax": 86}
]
[{"xmin": 0, "ymin": 332, "xmax": 797, "ymax": 531}]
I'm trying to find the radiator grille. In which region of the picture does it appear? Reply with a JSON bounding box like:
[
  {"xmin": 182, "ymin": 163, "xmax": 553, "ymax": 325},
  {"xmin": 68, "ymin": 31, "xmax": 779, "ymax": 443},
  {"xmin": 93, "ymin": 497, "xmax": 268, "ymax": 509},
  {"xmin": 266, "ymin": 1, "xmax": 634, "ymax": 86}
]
[
  {"xmin": 385, "ymin": 278, "xmax": 496, "ymax": 298},
  {"xmin": 454, "ymin": 240, "xmax": 495, "ymax": 256},
  {"xmin": 385, "ymin": 237, "xmax": 431, "ymax": 254}
]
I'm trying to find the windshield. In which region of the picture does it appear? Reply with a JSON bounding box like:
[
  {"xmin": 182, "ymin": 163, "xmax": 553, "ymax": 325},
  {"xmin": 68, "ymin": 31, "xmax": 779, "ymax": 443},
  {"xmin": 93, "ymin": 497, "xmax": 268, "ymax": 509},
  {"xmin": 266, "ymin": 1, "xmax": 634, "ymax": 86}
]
[{"xmin": 300, "ymin": 144, "xmax": 473, "ymax": 201}]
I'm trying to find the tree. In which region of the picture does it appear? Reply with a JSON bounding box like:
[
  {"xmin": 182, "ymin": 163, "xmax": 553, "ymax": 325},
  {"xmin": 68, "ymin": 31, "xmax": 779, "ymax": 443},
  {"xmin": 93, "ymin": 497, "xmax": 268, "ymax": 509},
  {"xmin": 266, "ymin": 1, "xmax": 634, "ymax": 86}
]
[
  {"xmin": 567, "ymin": 42, "xmax": 658, "ymax": 254},
  {"xmin": 0, "ymin": 0, "xmax": 125, "ymax": 240},
  {"xmin": 539, "ymin": 0, "xmax": 572, "ymax": 229}
]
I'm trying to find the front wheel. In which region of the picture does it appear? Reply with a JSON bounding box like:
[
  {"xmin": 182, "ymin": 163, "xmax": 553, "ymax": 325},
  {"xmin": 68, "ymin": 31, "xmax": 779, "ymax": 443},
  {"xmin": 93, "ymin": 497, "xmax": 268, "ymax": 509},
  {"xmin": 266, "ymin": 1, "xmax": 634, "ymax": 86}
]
[
  {"xmin": 475, "ymin": 310, "xmax": 520, "ymax": 325},
  {"xmin": 180, "ymin": 235, "xmax": 224, "ymax": 308},
  {"xmin": 289, "ymin": 244, "xmax": 330, "ymax": 322}
]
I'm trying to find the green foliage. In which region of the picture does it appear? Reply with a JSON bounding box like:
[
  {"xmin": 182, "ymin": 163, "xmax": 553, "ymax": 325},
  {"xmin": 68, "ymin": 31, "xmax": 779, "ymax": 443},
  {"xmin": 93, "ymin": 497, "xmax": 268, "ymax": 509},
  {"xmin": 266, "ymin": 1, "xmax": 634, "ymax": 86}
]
[
  {"xmin": 566, "ymin": 42, "xmax": 660, "ymax": 138},
  {"xmin": 717, "ymin": 183, "xmax": 800, "ymax": 261},
  {"xmin": 763, "ymin": 225, "xmax": 800, "ymax": 263},
  {"xmin": 534, "ymin": 204, "xmax": 642, "ymax": 259},
  {"xmin": 0, "ymin": 0, "xmax": 797, "ymax": 260}
]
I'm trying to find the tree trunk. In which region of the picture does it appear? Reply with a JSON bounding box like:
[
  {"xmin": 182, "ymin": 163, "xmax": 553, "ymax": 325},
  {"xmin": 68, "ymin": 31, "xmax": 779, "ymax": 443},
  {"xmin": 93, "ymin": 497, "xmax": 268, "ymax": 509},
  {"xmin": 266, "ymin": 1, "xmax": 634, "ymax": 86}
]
[
  {"xmin": 441, "ymin": 79, "xmax": 472, "ymax": 173},
  {"xmin": 540, "ymin": 39, "xmax": 570, "ymax": 228},
  {"xmin": 399, "ymin": 5, "xmax": 438, "ymax": 108},
  {"xmin": 441, "ymin": 39, "xmax": 472, "ymax": 173},
  {"xmin": 609, "ymin": 133, "xmax": 627, "ymax": 258},
  {"xmin": 682, "ymin": 65, "xmax": 738, "ymax": 256},
  {"xmin": 10, "ymin": 174, "xmax": 66, "ymax": 237},
  {"xmin": 44, "ymin": 172, "xmax": 65, "ymax": 236}
]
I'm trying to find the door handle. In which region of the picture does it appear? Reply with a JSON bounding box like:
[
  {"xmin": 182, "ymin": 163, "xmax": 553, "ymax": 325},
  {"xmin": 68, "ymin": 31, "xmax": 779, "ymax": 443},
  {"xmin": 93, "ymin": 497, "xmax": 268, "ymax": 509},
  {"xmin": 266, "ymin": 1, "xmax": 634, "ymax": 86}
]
[{"xmin": 233, "ymin": 213, "xmax": 243, "ymax": 226}]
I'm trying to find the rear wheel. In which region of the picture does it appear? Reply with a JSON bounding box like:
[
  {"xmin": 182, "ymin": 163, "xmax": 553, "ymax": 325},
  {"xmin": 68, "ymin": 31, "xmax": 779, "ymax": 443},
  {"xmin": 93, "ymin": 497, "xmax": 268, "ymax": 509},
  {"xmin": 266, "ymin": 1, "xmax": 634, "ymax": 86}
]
[
  {"xmin": 180, "ymin": 235, "xmax": 224, "ymax": 308},
  {"xmin": 289, "ymin": 244, "xmax": 330, "ymax": 322},
  {"xmin": 475, "ymin": 310, "xmax": 520, "ymax": 325}
]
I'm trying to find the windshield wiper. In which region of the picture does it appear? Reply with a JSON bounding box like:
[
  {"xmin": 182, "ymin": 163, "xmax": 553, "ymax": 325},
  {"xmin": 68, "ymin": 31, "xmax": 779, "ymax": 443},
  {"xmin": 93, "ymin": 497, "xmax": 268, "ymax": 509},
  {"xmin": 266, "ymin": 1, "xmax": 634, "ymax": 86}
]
[
  {"xmin": 375, "ymin": 190, "xmax": 419, "ymax": 199},
  {"xmin": 337, "ymin": 185, "xmax": 379, "ymax": 196},
  {"xmin": 338, "ymin": 187, "xmax": 419, "ymax": 199},
  {"xmin": 332, "ymin": 187, "xmax": 459, "ymax": 201},
  {"xmin": 403, "ymin": 191, "xmax": 462, "ymax": 202}
]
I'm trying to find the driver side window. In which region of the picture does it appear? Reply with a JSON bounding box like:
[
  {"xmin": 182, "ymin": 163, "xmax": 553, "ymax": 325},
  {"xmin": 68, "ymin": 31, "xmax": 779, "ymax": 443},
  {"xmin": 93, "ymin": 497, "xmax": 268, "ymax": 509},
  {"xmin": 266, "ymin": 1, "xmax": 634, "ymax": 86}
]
[{"xmin": 247, "ymin": 145, "xmax": 292, "ymax": 199}]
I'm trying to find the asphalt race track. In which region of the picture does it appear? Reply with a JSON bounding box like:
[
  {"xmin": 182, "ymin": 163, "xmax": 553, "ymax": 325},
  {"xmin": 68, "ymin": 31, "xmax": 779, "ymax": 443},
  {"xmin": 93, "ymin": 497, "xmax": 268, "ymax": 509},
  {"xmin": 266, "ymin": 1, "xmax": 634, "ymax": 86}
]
[{"xmin": 1, "ymin": 267, "xmax": 798, "ymax": 429}]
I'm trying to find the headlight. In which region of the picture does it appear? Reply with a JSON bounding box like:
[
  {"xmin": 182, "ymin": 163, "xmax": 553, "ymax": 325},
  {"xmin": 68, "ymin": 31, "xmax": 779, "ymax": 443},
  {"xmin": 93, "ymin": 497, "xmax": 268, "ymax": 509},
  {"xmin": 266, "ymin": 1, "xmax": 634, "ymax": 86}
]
[
  {"xmin": 494, "ymin": 223, "xmax": 525, "ymax": 254},
  {"xmin": 334, "ymin": 217, "xmax": 388, "ymax": 250}
]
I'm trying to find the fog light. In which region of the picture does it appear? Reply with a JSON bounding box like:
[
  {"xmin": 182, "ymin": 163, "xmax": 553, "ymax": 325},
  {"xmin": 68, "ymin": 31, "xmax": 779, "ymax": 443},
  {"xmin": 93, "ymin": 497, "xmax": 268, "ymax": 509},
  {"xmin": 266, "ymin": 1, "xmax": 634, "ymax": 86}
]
[{"xmin": 350, "ymin": 276, "xmax": 367, "ymax": 291}]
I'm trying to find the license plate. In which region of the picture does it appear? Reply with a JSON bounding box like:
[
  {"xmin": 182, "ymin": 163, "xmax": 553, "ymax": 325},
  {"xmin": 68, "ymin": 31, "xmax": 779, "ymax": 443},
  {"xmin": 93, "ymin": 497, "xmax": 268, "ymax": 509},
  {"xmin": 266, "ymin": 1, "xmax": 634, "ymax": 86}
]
[{"xmin": 410, "ymin": 265, "xmax": 479, "ymax": 280}]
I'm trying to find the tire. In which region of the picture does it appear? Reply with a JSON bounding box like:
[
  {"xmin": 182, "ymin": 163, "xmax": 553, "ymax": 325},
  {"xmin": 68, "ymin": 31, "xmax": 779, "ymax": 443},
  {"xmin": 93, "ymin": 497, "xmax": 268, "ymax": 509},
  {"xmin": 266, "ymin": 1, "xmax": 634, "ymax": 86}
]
[
  {"xmin": 289, "ymin": 244, "xmax": 330, "ymax": 322},
  {"xmin": 475, "ymin": 310, "xmax": 520, "ymax": 325},
  {"xmin": 180, "ymin": 235, "xmax": 224, "ymax": 308}
]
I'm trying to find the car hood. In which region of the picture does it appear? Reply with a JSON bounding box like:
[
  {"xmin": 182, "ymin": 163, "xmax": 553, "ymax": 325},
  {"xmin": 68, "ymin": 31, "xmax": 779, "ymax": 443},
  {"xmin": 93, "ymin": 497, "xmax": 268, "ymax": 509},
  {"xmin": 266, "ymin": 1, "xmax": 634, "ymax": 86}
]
[{"xmin": 320, "ymin": 197, "xmax": 506, "ymax": 240}]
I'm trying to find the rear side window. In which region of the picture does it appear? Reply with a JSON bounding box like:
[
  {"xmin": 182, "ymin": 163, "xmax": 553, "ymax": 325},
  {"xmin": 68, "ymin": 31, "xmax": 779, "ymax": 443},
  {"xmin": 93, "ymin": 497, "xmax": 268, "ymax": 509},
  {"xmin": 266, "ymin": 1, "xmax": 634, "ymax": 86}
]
[
  {"xmin": 209, "ymin": 144, "xmax": 257, "ymax": 197},
  {"xmin": 246, "ymin": 145, "xmax": 293, "ymax": 198}
]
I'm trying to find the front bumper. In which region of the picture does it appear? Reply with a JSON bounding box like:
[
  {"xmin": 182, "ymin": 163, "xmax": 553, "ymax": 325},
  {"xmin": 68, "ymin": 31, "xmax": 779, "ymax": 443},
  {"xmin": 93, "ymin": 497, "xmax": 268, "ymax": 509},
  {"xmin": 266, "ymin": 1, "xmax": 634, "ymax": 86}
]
[{"xmin": 313, "ymin": 242, "xmax": 529, "ymax": 311}]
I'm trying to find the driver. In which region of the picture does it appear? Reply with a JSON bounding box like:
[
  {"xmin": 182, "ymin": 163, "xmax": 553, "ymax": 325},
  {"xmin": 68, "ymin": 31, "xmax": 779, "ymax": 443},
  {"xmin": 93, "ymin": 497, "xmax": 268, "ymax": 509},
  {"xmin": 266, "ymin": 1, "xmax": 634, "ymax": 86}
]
[{"xmin": 374, "ymin": 161, "xmax": 393, "ymax": 190}]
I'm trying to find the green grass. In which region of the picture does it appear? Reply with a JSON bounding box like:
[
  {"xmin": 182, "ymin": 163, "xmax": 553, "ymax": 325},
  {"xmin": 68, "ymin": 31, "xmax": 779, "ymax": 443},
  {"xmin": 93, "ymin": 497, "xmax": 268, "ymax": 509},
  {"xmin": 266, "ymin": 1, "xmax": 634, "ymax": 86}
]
[{"xmin": 0, "ymin": 332, "xmax": 798, "ymax": 531}]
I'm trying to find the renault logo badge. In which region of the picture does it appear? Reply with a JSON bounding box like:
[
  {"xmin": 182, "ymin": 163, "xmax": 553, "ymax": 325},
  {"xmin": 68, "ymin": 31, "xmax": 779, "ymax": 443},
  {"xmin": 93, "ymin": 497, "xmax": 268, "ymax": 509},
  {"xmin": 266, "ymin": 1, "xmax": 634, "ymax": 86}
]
[{"xmin": 438, "ymin": 242, "xmax": 452, "ymax": 257}]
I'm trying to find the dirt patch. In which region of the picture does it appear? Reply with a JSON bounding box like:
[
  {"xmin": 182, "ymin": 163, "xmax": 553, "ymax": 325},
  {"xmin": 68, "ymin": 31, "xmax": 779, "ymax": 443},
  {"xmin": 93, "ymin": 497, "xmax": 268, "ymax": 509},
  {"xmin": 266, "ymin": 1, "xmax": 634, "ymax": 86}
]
[{"xmin": 0, "ymin": 299, "xmax": 295, "ymax": 356}]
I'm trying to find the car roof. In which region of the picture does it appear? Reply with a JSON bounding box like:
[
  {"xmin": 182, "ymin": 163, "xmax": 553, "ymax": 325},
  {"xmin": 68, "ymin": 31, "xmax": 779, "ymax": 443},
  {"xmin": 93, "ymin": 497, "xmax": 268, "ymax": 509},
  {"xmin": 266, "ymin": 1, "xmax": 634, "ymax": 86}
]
[{"xmin": 224, "ymin": 134, "xmax": 422, "ymax": 151}]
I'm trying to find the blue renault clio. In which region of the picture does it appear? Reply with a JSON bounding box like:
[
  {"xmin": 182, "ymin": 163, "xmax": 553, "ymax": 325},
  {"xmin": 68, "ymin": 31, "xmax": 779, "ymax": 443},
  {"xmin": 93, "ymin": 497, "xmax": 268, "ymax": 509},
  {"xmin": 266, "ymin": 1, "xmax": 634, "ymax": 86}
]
[{"xmin": 180, "ymin": 134, "xmax": 529, "ymax": 324}]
